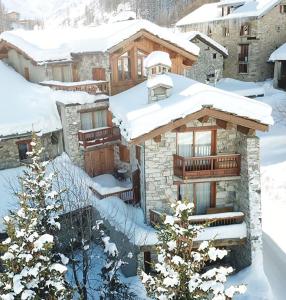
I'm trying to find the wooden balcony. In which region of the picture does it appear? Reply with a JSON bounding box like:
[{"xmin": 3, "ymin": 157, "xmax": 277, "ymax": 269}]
[
  {"xmin": 78, "ymin": 126, "xmax": 120, "ymax": 148},
  {"xmin": 40, "ymin": 80, "xmax": 109, "ymax": 95},
  {"xmin": 173, "ymin": 154, "xmax": 241, "ymax": 179},
  {"xmin": 89, "ymin": 186, "xmax": 137, "ymax": 203}
]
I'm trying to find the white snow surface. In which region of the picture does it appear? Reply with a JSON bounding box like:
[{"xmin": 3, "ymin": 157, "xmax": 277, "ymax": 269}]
[
  {"xmin": 110, "ymin": 73, "xmax": 273, "ymax": 141},
  {"xmin": 269, "ymin": 42, "xmax": 286, "ymax": 61},
  {"xmin": 144, "ymin": 51, "xmax": 172, "ymax": 68},
  {"xmin": 146, "ymin": 74, "xmax": 174, "ymax": 89},
  {"xmin": 0, "ymin": 19, "xmax": 199, "ymax": 64},
  {"xmin": 176, "ymin": 0, "xmax": 281, "ymax": 26},
  {"xmin": 40, "ymin": 80, "xmax": 107, "ymax": 86}
]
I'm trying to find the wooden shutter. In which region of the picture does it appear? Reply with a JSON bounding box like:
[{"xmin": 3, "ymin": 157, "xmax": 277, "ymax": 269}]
[
  {"xmin": 119, "ymin": 145, "xmax": 130, "ymax": 163},
  {"xmin": 92, "ymin": 68, "xmax": 106, "ymax": 81}
]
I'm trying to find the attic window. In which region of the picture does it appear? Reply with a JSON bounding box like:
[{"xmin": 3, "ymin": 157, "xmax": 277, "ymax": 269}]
[
  {"xmin": 280, "ymin": 5, "xmax": 286, "ymax": 13},
  {"xmin": 118, "ymin": 51, "xmax": 131, "ymax": 80},
  {"xmin": 240, "ymin": 24, "xmax": 250, "ymax": 36}
]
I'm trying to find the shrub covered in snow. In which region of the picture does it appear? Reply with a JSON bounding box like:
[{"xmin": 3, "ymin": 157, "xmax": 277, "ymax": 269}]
[
  {"xmin": 141, "ymin": 200, "xmax": 246, "ymax": 300},
  {"xmin": 0, "ymin": 135, "xmax": 72, "ymax": 299}
]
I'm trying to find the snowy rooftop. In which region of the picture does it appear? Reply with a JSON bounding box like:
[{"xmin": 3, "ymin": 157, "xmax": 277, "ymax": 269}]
[
  {"xmin": 110, "ymin": 73, "xmax": 273, "ymax": 141},
  {"xmin": 269, "ymin": 43, "xmax": 286, "ymax": 61},
  {"xmin": 0, "ymin": 19, "xmax": 200, "ymax": 65},
  {"xmin": 144, "ymin": 51, "xmax": 172, "ymax": 68},
  {"xmin": 181, "ymin": 31, "xmax": 228, "ymax": 56},
  {"xmin": 176, "ymin": 0, "xmax": 281, "ymax": 26},
  {"xmin": 146, "ymin": 74, "xmax": 174, "ymax": 89},
  {"xmin": 0, "ymin": 62, "xmax": 107, "ymax": 136}
]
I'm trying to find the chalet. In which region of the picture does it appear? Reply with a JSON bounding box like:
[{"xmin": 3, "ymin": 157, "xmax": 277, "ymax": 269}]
[
  {"xmin": 110, "ymin": 51, "xmax": 273, "ymax": 271},
  {"xmin": 181, "ymin": 31, "xmax": 228, "ymax": 83},
  {"xmin": 269, "ymin": 42, "xmax": 286, "ymax": 90},
  {"xmin": 176, "ymin": 0, "xmax": 286, "ymax": 82}
]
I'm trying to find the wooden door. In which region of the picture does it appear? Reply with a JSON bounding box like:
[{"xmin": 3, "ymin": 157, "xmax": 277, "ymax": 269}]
[
  {"xmin": 92, "ymin": 68, "xmax": 106, "ymax": 81},
  {"xmin": 132, "ymin": 169, "xmax": 141, "ymax": 204},
  {"xmin": 84, "ymin": 146, "xmax": 114, "ymax": 177}
]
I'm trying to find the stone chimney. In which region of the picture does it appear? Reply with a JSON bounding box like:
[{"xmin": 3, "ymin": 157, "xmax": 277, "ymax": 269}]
[{"xmin": 144, "ymin": 51, "xmax": 173, "ymax": 103}]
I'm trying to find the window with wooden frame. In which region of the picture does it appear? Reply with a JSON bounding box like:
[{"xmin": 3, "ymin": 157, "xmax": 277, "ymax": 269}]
[
  {"xmin": 118, "ymin": 51, "xmax": 131, "ymax": 81},
  {"xmin": 238, "ymin": 44, "xmax": 249, "ymax": 74},
  {"xmin": 16, "ymin": 140, "xmax": 32, "ymax": 161},
  {"xmin": 176, "ymin": 129, "xmax": 217, "ymax": 158},
  {"xmin": 92, "ymin": 68, "xmax": 106, "ymax": 81},
  {"xmin": 119, "ymin": 145, "xmax": 130, "ymax": 163},
  {"xmin": 80, "ymin": 109, "xmax": 108, "ymax": 130},
  {"xmin": 178, "ymin": 182, "xmax": 216, "ymax": 215},
  {"xmin": 137, "ymin": 49, "xmax": 148, "ymax": 79},
  {"xmin": 240, "ymin": 24, "xmax": 250, "ymax": 36},
  {"xmin": 280, "ymin": 4, "xmax": 286, "ymax": 13}
]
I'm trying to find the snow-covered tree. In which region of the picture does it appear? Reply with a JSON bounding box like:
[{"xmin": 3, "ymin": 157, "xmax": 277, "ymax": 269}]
[
  {"xmin": 0, "ymin": 135, "xmax": 72, "ymax": 299},
  {"xmin": 141, "ymin": 200, "xmax": 246, "ymax": 300}
]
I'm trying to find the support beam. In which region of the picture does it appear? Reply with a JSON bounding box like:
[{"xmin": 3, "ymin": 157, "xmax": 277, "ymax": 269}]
[
  {"xmin": 198, "ymin": 116, "xmax": 209, "ymax": 123},
  {"xmin": 216, "ymin": 119, "xmax": 233, "ymax": 130},
  {"xmin": 237, "ymin": 125, "xmax": 255, "ymax": 135}
]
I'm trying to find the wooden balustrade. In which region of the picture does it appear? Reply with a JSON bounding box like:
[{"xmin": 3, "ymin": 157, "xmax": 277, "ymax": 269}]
[
  {"xmin": 78, "ymin": 126, "xmax": 120, "ymax": 148},
  {"xmin": 173, "ymin": 153, "xmax": 241, "ymax": 179},
  {"xmin": 149, "ymin": 209, "xmax": 244, "ymax": 228}
]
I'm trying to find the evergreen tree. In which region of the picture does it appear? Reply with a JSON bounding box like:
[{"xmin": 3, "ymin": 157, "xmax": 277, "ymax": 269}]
[
  {"xmin": 0, "ymin": 135, "xmax": 72, "ymax": 299},
  {"xmin": 141, "ymin": 200, "xmax": 246, "ymax": 300}
]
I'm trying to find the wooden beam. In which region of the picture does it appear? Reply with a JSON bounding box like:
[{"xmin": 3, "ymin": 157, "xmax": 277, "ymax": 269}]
[
  {"xmin": 237, "ymin": 125, "xmax": 256, "ymax": 135},
  {"xmin": 198, "ymin": 116, "xmax": 209, "ymax": 123},
  {"xmin": 153, "ymin": 135, "xmax": 161, "ymax": 143},
  {"xmin": 216, "ymin": 119, "xmax": 233, "ymax": 130},
  {"xmin": 172, "ymin": 125, "xmax": 218, "ymax": 132}
]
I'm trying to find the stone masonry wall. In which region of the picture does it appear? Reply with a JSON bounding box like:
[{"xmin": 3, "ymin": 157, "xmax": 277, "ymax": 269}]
[
  {"xmin": 58, "ymin": 100, "xmax": 109, "ymax": 168},
  {"xmin": 0, "ymin": 131, "xmax": 63, "ymax": 170},
  {"xmin": 185, "ymin": 37, "xmax": 224, "ymax": 83}
]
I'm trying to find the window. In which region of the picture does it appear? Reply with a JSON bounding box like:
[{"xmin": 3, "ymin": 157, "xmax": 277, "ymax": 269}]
[
  {"xmin": 136, "ymin": 146, "xmax": 141, "ymax": 164},
  {"xmin": 92, "ymin": 68, "xmax": 106, "ymax": 81},
  {"xmin": 137, "ymin": 50, "xmax": 147, "ymax": 79},
  {"xmin": 240, "ymin": 24, "xmax": 250, "ymax": 36},
  {"xmin": 119, "ymin": 145, "xmax": 130, "ymax": 163},
  {"xmin": 17, "ymin": 140, "xmax": 31, "ymax": 161},
  {"xmin": 207, "ymin": 26, "xmax": 212, "ymax": 36},
  {"xmin": 179, "ymin": 182, "xmax": 216, "ymax": 215},
  {"xmin": 223, "ymin": 27, "xmax": 230, "ymax": 37},
  {"xmin": 118, "ymin": 51, "xmax": 131, "ymax": 80},
  {"xmin": 213, "ymin": 53, "xmax": 217, "ymax": 59},
  {"xmin": 280, "ymin": 4, "xmax": 286, "ymax": 13},
  {"xmin": 24, "ymin": 67, "xmax": 30, "ymax": 80},
  {"xmin": 80, "ymin": 109, "xmax": 107, "ymax": 130},
  {"xmin": 238, "ymin": 44, "xmax": 249, "ymax": 73}
]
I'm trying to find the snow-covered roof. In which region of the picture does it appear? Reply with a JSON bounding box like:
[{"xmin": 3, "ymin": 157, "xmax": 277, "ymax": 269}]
[
  {"xmin": 176, "ymin": 0, "xmax": 281, "ymax": 26},
  {"xmin": 109, "ymin": 73, "xmax": 273, "ymax": 141},
  {"xmin": 144, "ymin": 51, "xmax": 172, "ymax": 68},
  {"xmin": 182, "ymin": 31, "xmax": 228, "ymax": 57},
  {"xmin": 0, "ymin": 19, "xmax": 200, "ymax": 65},
  {"xmin": 146, "ymin": 74, "xmax": 174, "ymax": 89},
  {"xmin": 0, "ymin": 62, "xmax": 106, "ymax": 137},
  {"xmin": 269, "ymin": 43, "xmax": 286, "ymax": 61}
]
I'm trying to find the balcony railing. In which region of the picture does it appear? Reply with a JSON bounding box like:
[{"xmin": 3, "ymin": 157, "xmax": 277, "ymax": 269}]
[
  {"xmin": 40, "ymin": 80, "xmax": 109, "ymax": 95},
  {"xmin": 173, "ymin": 154, "xmax": 241, "ymax": 179},
  {"xmin": 78, "ymin": 126, "xmax": 120, "ymax": 148}
]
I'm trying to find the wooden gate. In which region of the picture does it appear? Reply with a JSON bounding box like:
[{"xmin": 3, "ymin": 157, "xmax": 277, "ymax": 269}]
[{"xmin": 84, "ymin": 146, "xmax": 114, "ymax": 177}]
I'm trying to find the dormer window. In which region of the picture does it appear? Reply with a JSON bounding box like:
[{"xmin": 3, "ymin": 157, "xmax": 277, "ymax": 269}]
[
  {"xmin": 240, "ymin": 24, "xmax": 250, "ymax": 36},
  {"xmin": 118, "ymin": 51, "xmax": 131, "ymax": 81}
]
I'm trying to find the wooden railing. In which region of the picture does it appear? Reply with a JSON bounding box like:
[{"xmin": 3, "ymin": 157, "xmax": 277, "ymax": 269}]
[
  {"xmin": 149, "ymin": 209, "xmax": 244, "ymax": 228},
  {"xmin": 173, "ymin": 153, "xmax": 241, "ymax": 179},
  {"xmin": 78, "ymin": 126, "xmax": 120, "ymax": 148},
  {"xmin": 40, "ymin": 81, "xmax": 109, "ymax": 95}
]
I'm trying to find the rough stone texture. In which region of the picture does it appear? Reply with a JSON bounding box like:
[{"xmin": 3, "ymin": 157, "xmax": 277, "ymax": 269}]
[
  {"xmin": 0, "ymin": 131, "xmax": 63, "ymax": 170},
  {"xmin": 179, "ymin": 1, "xmax": 286, "ymax": 81},
  {"xmin": 185, "ymin": 37, "xmax": 224, "ymax": 83},
  {"xmin": 57, "ymin": 100, "xmax": 109, "ymax": 168},
  {"xmin": 77, "ymin": 53, "xmax": 110, "ymax": 82}
]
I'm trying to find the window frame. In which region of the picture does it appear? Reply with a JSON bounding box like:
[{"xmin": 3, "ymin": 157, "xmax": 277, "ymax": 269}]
[
  {"xmin": 16, "ymin": 139, "xmax": 32, "ymax": 161},
  {"xmin": 80, "ymin": 108, "xmax": 108, "ymax": 130},
  {"xmin": 136, "ymin": 49, "xmax": 148, "ymax": 80},
  {"xmin": 240, "ymin": 24, "xmax": 250, "ymax": 36},
  {"xmin": 238, "ymin": 44, "xmax": 249, "ymax": 74},
  {"xmin": 117, "ymin": 51, "xmax": 132, "ymax": 81}
]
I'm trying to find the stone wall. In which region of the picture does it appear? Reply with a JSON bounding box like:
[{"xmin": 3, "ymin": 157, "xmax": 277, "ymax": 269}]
[
  {"xmin": 185, "ymin": 37, "xmax": 224, "ymax": 83},
  {"xmin": 179, "ymin": 0, "xmax": 286, "ymax": 81},
  {"xmin": 57, "ymin": 100, "xmax": 109, "ymax": 168},
  {"xmin": 0, "ymin": 131, "xmax": 63, "ymax": 170}
]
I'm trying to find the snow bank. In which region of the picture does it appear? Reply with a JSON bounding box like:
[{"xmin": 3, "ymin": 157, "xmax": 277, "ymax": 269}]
[
  {"xmin": 144, "ymin": 51, "xmax": 172, "ymax": 68},
  {"xmin": 269, "ymin": 42, "xmax": 286, "ymax": 61},
  {"xmin": 93, "ymin": 174, "xmax": 132, "ymax": 195},
  {"xmin": 110, "ymin": 73, "xmax": 273, "ymax": 141},
  {"xmin": 0, "ymin": 19, "xmax": 199, "ymax": 65}
]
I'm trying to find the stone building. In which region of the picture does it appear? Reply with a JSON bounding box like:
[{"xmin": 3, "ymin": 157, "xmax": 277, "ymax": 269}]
[
  {"xmin": 176, "ymin": 0, "xmax": 286, "ymax": 82},
  {"xmin": 182, "ymin": 31, "xmax": 228, "ymax": 83},
  {"xmin": 269, "ymin": 42, "xmax": 286, "ymax": 90},
  {"xmin": 110, "ymin": 51, "xmax": 273, "ymax": 271}
]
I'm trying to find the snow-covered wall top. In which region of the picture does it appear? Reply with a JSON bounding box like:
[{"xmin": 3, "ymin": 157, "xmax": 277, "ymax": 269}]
[
  {"xmin": 109, "ymin": 73, "xmax": 273, "ymax": 140},
  {"xmin": 176, "ymin": 0, "xmax": 281, "ymax": 26},
  {"xmin": 269, "ymin": 43, "xmax": 286, "ymax": 61},
  {"xmin": 0, "ymin": 19, "xmax": 200, "ymax": 65},
  {"xmin": 144, "ymin": 51, "xmax": 172, "ymax": 68},
  {"xmin": 0, "ymin": 62, "xmax": 102, "ymax": 137}
]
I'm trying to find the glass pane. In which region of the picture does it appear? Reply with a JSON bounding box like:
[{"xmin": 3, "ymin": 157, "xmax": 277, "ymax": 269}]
[
  {"xmin": 137, "ymin": 57, "xmax": 142, "ymax": 77},
  {"xmin": 195, "ymin": 131, "xmax": 211, "ymax": 156},
  {"xmin": 118, "ymin": 59, "xmax": 123, "ymax": 80},
  {"xmin": 94, "ymin": 110, "xmax": 107, "ymax": 128},
  {"xmin": 177, "ymin": 132, "xmax": 193, "ymax": 157},
  {"xmin": 179, "ymin": 184, "xmax": 194, "ymax": 206},
  {"xmin": 123, "ymin": 57, "xmax": 131, "ymax": 80},
  {"xmin": 195, "ymin": 182, "xmax": 211, "ymax": 215},
  {"xmin": 81, "ymin": 112, "xmax": 93, "ymax": 130}
]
